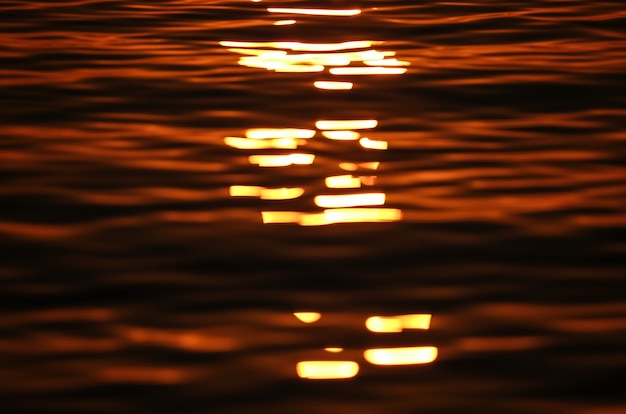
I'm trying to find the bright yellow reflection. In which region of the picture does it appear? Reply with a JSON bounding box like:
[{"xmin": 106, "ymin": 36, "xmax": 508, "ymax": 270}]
[
  {"xmin": 339, "ymin": 162, "xmax": 380, "ymax": 171},
  {"xmin": 314, "ymin": 81, "xmax": 353, "ymax": 90},
  {"xmin": 248, "ymin": 153, "xmax": 315, "ymax": 167},
  {"xmin": 268, "ymin": 8, "xmax": 361, "ymax": 17},
  {"xmin": 330, "ymin": 67, "xmax": 407, "ymax": 75},
  {"xmin": 314, "ymin": 193, "xmax": 386, "ymax": 208},
  {"xmin": 224, "ymin": 137, "xmax": 298, "ymax": 149},
  {"xmin": 324, "ymin": 347, "xmax": 344, "ymax": 353},
  {"xmin": 245, "ymin": 128, "xmax": 315, "ymax": 139},
  {"xmin": 364, "ymin": 347, "xmax": 438, "ymax": 365},
  {"xmin": 366, "ymin": 314, "xmax": 432, "ymax": 333},
  {"xmin": 294, "ymin": 312, "xmax": 321, "ymax": 324},
  {"xmin": 364, "ymin": 59, "xmax": 410, "ymax": 66},
  {"xmin": 316, "ymin": 119, "xmax": 378, "ymax": 130},
  {"xmin": 359, "ymin": 137, "xmax": 388, "ymax": 150},
  {"xmin": 230, "ymin": 186, "xmax": 304, "ymax": 200},
  {"xmin": 262, "ymin": 208, "xmax": 402, "ymax": 225},
  {"xmin": 321, "ymin": 130, "xmax": 360, "ymax": 140},
  {"xmin": 296, "ymin": 361, "xmax": 359, "ymax": 379},
  {"xmin": 325, "ymin": 175, "xmax": 361, "ymax": 189},
  {"xmin": 220, "ymin": 41, "xmax": 374, "ymax": 52},
  {"xmin": 274, "ymin": 20, "xmax": 296, "ymax": 25}
]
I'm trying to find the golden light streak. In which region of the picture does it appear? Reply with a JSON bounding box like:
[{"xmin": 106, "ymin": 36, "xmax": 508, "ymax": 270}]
[
  {"xmin": 229, "ymin": 185, "xmax": 262, "ymax": 197},
  {"xmin": 314, "ymin": 193, "xmax": 386, "ymax": 208},
  {"xmin": 324, "ymin": 347, "xmax": 344, "ymax": 353},
  {"xmin": 359, "ymin": 137, "xmax": 388, "ymax": 150},
  {"xmin": 296, "ymin": 361, "xmax": 359, "ymax": 379},
  {"xmin": 220, "ymin": 41, "xmax": 374, "ymax": 52},
  {"xmin": 260, "ymin": 187, "xmax": 305, "ymax": 200},
  {"xmin": 325, "ymin": 175, "xmax": 361, "ymax": 188},
  {"xmin": 364, "ymin": 59, "xmax": 410, "ymax": 66},
  {"xmin": 321, "ymin": 130, "xmax": 360, "ymax": 140},
  {"xmin": 330, "ymin": 67, "xmax": 407, "ymax": 75},
  {"xmin": 294, "ymin": 312, "xmax": 322, "ymax": 323},
  {"xmin": 268, "ymin": 8, "xmax": 361, "ymax": 17},
  {"xmin": 262, "ymin": 211, "xmax": 301, "ymax": 224},
  {"xmin": 366, "ymin": 314, "xmax": 432, "ymax": 333},
  {"xmin": 248, "ymin": 153, "xmax": 315, "ymax": 167},
  {"xmin": 245, "ymin": 129, "xmax": 315, "ymax": 139},
  {"xmin": 227, "ymin": 48, "xmax": 287, "ymax": 57},
  {"xmin": 230, "ymin": 186, "xmax": 304, "ymax": 200},
  {"xmin": 274, "ymin": 20, "xmax": 296, "ymax": 25},
  {"xmin": 314, "ymin": 81, "xmax": 353, "ymax": 90},
  {"xmin": 263, "ymin": 208, "xmax": 403, "ymax": 225},
  {"xmin": 339, "ymin": 161, "xmax": 380, "ymax": 171},
  {"xmin": 274, "ymin": 64, "xmax": 325, "ymax": 73},
  {"xmin": 224, "ymin": 137, "xmax": 298, "ymax": 149},
  {"xmin": 316, "ymin": 119, "xmax": 378, "ymax": 130},
  {"xmin": 360, "ymin": 176, "xmax": 377, "ymax": 185},
  {"xmin": 364, "ymin": 347, "xmax": 438, "ymax": 365}
]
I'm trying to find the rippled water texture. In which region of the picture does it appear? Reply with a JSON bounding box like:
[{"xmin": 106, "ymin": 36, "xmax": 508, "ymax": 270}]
[{"xmin": 1, "ymin": 1, "xmax": 626, "ymax": 413}]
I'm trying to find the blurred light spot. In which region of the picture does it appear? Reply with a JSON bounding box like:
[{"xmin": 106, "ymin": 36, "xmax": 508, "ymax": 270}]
[
  {"xmin": 364, "ymin": 59, "xmax": 410, "ymax": 66},
  {"xmin": 229, "ymin": 185, "xmax": 262, "ymax": 197},
  {"xmin": 324, "ymin": 347, "xmax": 344, "ymax": 353},
  {"xmin": 294, "ymin": 312, "xmax": 322, "ymax": 323},
  {"xmin": 325, "ymin": 175, "xmax": 361, "ymax": 188},
  {"xmin": 246, "ymin": 128, "xmax": 315, "ymax": 139},
  {"xmin": 220, "ymin": 41, "xmax": 373, "ymax": 52},
  {"xmin": 268, "ymin": 8, "xmax": 361, "ymax": 17},
  {"xmin": 224, "ymin": 137, "xmax": 298, "ymax": 149},
  {"xmin": 364, "ymin": 347, "xmax": 438, "ymax": 365},
  {"xmin": 274, "ymin": 64, "xmax": 325, "ymax": 73},
  {"xmin": 274, "ymin": 20, "xmax": 296, "ymax": 25},
  {"xmin": 248, "ymin": 153, "xmax": 315, "ymax": 167},
  {"xmin": 316, "ymin": 119, "xmax": 378, "ymax": 130},
  {"xmin": 314, "ymin": 81, "xmax": 353, "ymax": 90},
  {"xmin": 314, "ymin": 193, "xmax": 386, "ymax": 208},
  {"xmin": 359, "ymin": 137, "xmax": 388, "ymax": 150},
  {"xmin": 330, "ymin": 67, "xmax": 407, "ymax": 75},
  {"xmin": 300, "ymin": 208, "xmax": 402, "ymax": 225},
  {"xmin": 359, "ymin": 176, "xmax": 377, "ymax": 185},
  {"xmin": 322, "ymin": 130, "xmax": 360, "ymax": 140},
  {"xmin": 366, "ymin": 314, "xmax": 432, "ymax": 333},
  {"xmin": 260, "ymin": 187, "xmax": 305, "ymax": 200},
  {"xmin": 262, "ymin": 211, "xmax": 302, "ymax": 224},
  {"xmin": 339, "ymin": 162, "xmax": 380, "ymax": 171},
  {"xmin": 227, "ymin": 48, "xmax": 287, "ymax": 57},
  {"xmin": 296, "ymin": 361, "xmax": 359, "ymax": 379}
]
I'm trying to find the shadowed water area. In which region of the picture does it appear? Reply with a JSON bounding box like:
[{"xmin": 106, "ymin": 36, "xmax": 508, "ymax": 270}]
[{"xmin": 1, "ymin": 1, "xmax": 626, "ymax": 413}]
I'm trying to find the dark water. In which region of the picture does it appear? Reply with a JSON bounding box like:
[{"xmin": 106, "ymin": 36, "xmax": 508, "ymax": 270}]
[{"xmin": 1, "ymin": 1, "xmax": 626, "ymax": 413}]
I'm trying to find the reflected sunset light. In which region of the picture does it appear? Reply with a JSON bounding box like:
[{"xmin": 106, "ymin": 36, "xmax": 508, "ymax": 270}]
[
  {"xmin": 364, "ymin": 347, "xmax": 438, "ymax": 365},
  {"xmin": 321, "ymin": 130, "xmax": 360, "ymax": 140},
  {"xmin": 224, "ymin": 136, "xmax": 299, "ymax": 149},
  {"xmin": 248, "ymin": 153, "xmax": 315, "ymax": 167},
  {"xmin": 294, "ymin": 312, "xmax": 322, "ymax": 323},
  {"xmin": 325, "ymin": 175, "xmax": 362, "ymax": 188},
  {"xmin": 245, "ymin": 128, "xmax": 315, "ymax": 139},
  {"xmin": 330, "ymin": 67, "xmax": 407, "ymax": 75},
  {"xmin": 268, "ymin": 8, "xmax": 361, "ymax": 17},
  {"xmin": 316, "ymin": 119, "xmax": 378, "ymax": 130},
  {"xmin": 314, "ymin": 193, "xmax": 386, "ymax": 208},
  {"xmin": 314, "ymin": 81, "xmax": 353, "ymax": 90},
  {"xmin": 296, "ymin": 361, "xmax": 359, "ymax": 379},
  {"xmin": 359, "ymin": 137, "xmax": 388, "ymax": 150},
  {"xmin": 366, "ymin": 314, "xmax": 432, "ymax": 333}
]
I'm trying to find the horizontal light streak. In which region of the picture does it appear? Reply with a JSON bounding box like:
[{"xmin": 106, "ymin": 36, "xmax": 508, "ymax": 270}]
[
  {"xmin": 274, "ymin": 20, "xmax": 296, "ymax": 25},
  {"xmin": 224, "ymin": 137, "xmax": 298, "ymax": 149},
  {"xmin": 229, "ymin": 186, "xmax": 304, "ymax": 200},
  {"xmin": 294, "ymin": 312, "xmax": 321, "ymax": 323},
  {"xmin": 296, "ymin": 361, "xmax": 359, "ymax": 379},
  {"xmin": 274, "ymin": 64, "xmax": 325, "ymax": 72},
  {"xmin": 314, "ymin": 193, "xmax": 385, "ymax": 208},
  {"xmin": 268, "ymin": 8, "xmax": 361, "ymax": 17},
  {"xmin": 364, "ymin": 59, "xmax": 409, "ymax": 66},
  {"xmin": 314, "ymin": 81, "xmax": 353, "ymax": 90},
  {"xmin": 330, "ymin": 67, "xmax": 408, "ymax": 75},
  {"xmin": 220, "ymin": 41, "xmax": 374, "ymax": 52},
  {"xmin": 324, "ymin": 347, "xmax": 344, "ymax": 353},
  {"xmin": 316, "ymin": 119, "xmax": 377, "ymax": 130},
  {"xmin": 248, "ymin": 153, "xmax": 315, "ymax": 167},
  {"xmin": 263, "ymin": 208, "xmax": 402, "ymax": 225},
  {"xmin": 245, "ymin": 128, "xmax": 315, "ymax": 139},
  {"xmin": 366, "ymin": 314, "xmax": 432, "ymax": 333},
  {"xmin": 359, "ymin": 137, "xmax": 388, "ymax": 150},
  {"xmin": 339, "ymin": 162, "xmax": 380, "ymax": 171},
  {"xmin": 325, "ymin": 175, "xmax": 361, "ymax": 188},
  {"xmin": 364, "ymin": 347, "xmax": 438, "ymax": 365},
  {"xmin": 322, "ymin": 130, "xmax": 360, "ymax": 140}
]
